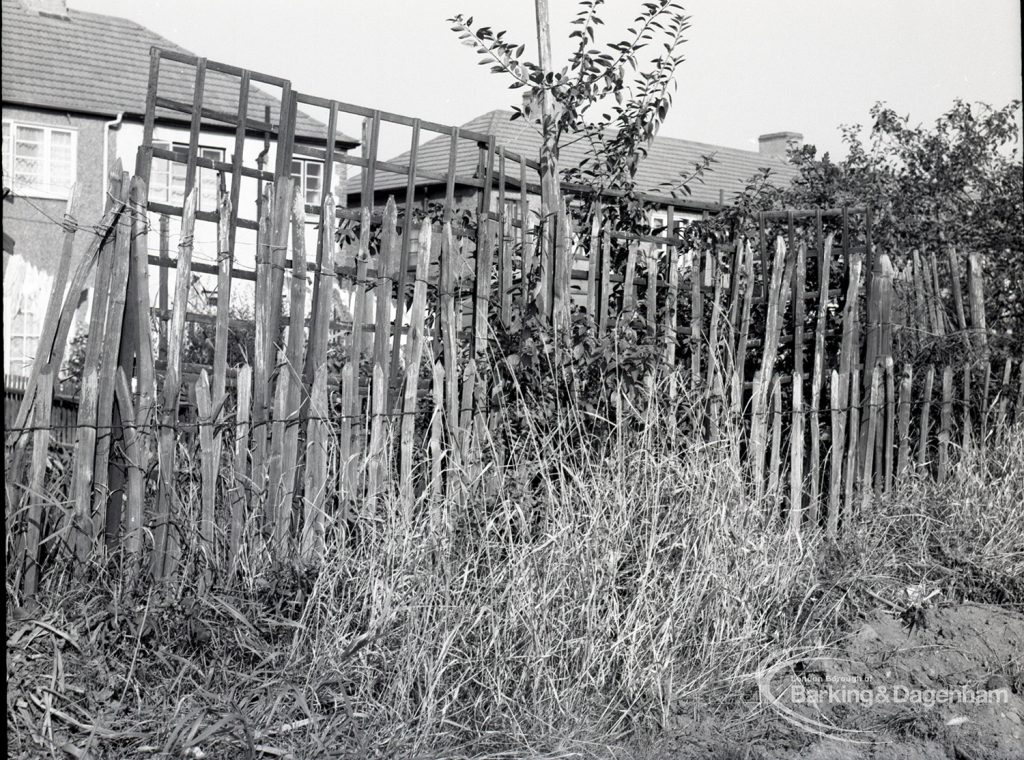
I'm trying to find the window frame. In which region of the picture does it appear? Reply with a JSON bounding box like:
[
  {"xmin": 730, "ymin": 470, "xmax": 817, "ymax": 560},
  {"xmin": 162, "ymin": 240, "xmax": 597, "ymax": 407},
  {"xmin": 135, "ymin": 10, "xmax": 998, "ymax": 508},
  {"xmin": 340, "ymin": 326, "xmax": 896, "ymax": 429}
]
[
  {"xmin": 149, "ymin": 140, "xmax": 225, "ymax": 212},
  {"xmin": 2, "ymin": 119, "xmax": 78, "ymax": 201},
  {"xmin": 291, "ymin": 158, "xmax": 324, "ymax": 207}
]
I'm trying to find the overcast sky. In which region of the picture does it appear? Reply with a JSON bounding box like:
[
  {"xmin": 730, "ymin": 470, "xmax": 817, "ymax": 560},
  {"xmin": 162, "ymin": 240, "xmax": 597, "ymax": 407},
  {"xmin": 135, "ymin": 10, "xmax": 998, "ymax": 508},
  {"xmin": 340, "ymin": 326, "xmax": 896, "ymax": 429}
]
[{"xmin": 71, "ymin": 0, "xmax": 1023, "ymax": 162}]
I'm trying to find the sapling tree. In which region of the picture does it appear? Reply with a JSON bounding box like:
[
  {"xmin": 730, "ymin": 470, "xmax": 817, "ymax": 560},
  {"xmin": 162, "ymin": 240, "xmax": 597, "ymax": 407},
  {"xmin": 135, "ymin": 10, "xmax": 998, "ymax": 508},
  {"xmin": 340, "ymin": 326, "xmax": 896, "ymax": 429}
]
[
  {"xmin": 449, "ymin": 0, "xmax": 709, "ymax": 230},
  {"xmin": 447, "ymin": 1, "xmax": 707, "ymax": 438}
]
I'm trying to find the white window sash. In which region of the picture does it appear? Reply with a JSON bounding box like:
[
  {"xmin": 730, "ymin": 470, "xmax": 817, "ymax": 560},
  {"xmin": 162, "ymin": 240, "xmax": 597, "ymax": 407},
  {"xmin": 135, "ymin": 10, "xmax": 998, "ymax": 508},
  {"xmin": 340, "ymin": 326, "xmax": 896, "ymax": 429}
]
[{"xmin": 1, "ymin": 120, "xmax": 77, "ymax": 200}]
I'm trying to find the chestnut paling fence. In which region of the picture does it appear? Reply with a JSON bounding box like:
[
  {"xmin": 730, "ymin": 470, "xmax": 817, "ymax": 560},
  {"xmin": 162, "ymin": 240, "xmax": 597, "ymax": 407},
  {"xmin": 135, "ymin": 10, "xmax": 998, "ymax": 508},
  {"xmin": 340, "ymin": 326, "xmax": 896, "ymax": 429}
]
[{"xmin": 6, "ymin": 49, "xmax": 1022, "ymax": 596}]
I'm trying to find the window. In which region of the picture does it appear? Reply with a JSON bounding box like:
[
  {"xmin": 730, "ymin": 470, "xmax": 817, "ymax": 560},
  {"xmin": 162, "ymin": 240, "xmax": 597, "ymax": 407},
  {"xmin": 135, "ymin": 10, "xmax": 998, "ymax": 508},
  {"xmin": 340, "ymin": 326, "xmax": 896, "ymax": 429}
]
[
  {"xmin": 291, "ymin": 159, "xmax": 323, "ymax": 206},
  {"xmin": 2, "ymin": 121, "xmax": 77, "ymax": 199},
  {"xmin": 3, "ymin": 258, "xmax": 51, "ymax": 377},
  {"xmin": 149, "ymin": 141, "xmax": 225, "ymax": 211}
]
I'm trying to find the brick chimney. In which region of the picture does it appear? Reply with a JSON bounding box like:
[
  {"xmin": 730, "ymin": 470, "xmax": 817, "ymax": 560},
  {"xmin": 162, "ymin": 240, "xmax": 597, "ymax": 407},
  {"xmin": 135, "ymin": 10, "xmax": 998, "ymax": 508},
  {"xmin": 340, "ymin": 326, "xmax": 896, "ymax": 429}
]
[
  {"xmin": 758, "ymin": 131, "xmax": 803, "ymax": 158},
  {"xmin": 21, "ymin": 0, "xmax": 69, "ymax": 16}
]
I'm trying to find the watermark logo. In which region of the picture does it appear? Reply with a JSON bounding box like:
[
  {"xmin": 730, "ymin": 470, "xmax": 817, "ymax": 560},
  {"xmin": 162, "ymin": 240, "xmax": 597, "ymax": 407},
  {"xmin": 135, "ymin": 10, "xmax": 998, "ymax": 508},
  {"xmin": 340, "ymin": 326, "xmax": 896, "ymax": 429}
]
[{"xmin": 755, "ymin": 651, "xmax": 1009, "ymax": 742}]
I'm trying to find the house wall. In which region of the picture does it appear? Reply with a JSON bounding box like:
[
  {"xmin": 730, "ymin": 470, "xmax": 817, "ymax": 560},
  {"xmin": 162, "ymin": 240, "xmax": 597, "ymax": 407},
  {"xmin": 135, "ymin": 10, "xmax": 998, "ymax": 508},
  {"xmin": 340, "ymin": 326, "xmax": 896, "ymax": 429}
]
[{"xmin": 2, "ymin": 106, "xmax": 110, "ymax": 375}]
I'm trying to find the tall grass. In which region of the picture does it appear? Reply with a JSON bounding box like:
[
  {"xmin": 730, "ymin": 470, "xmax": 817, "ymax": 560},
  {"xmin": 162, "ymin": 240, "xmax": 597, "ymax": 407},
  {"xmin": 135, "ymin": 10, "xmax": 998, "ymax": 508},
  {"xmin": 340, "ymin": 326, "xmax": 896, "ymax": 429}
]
[
  {"xmin": 7, "ymin": 376, "xmax": 1023, "ymax": 758},
  {"xmin": 295, "ymin": 384, "xmax": 837, "ymax": 755}
]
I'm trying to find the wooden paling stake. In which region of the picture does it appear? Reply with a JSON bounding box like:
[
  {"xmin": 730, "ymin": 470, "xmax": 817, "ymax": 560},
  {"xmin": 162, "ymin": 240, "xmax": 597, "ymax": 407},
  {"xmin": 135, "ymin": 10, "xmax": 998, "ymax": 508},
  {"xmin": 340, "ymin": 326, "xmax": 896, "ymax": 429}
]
[
  {"xmin": 808, "ymin": 233, "xmax": 834, "ymax": 524},
  {"xmin": 689, "ymin": 244, "xmax": 702, "ymax": 389},
  {"xmin": 399, "ymin": 222, "xmax": 434, "ymax": 519},
  {"xmin": 917, "ymin": 365, "xmax": 935, "ymax": 469},
  {"xmin": 389, "ymin": 121, "xmax": 423, "ymax": 397},
  {"xmin": 374, "ymin": 198, "xmax": 398, "ymax": 389},
  {"xmin": 860, "ymin": 362, "xmax": 883, "ymax": 512},
  {"xmin": 938, "ymin": 366, "xmax": 953, "ymax": 483},
  {"xmin": 883, "ymin": 357, "xmax": 895, "ymax": 493},
  {"xmin": 195, "ymin": 370, "xmax": 216, "ymax": 583},
  {"xmin": 251, "ymin": 185, "xmax": 274, "ymax": 506},
  {"xmin": 750, "ymin": 371, "xmax": 768, "ymax": 503},
  {"xmin": 767, "ymin": 376, "xmax": 783, "ymax": 500},
  {"xmin": 750, "ymin": 237, "xmax": 793, "ymax": 491},
  {"xmin": 827, "ymin": 369, "xmax": 844, "ymax": 536},
  {"xmin": 440, "ymin": 224, "xmax": 458, "ymax": 438},
  {"xmin": 154, "ymin": 188, "xmax": 198, "ymax": 579},
  {"xmin": 790, "ymin": 374, "xmax": 805, "ymax": 534},
  {"xmin": 843, "ymin": 368, "xmax": 861, "ymax": 529},
  {"xmin": 113, "ymin": 370, "xmax": 144, "ymax": 566},
  {"xmin": 211, "ymin": 187, "xmax": 234, "ymax": 465},
  {"xmin": 664, "ymin": 213, "xmax": 680, "ymax": 366},
  {"xmin": 278, "ymin": 187, "xmax": 310, "ymax": 543},
  {"xmin": 71, "ymin": 169, "xmax": 125, "ymax": 561},
  {"xmin": 267, "ymin": 348, "xmax": 290, "ymax": 554},
  {"xmin": 598, "ymin": 230, "xmax": 612, "ymax": 335},
  {"xmin": 230, "ymin": 365, "xmax": 252, "ymax": 573},
  {"xmin": 430, "ymin": 360, "xmax": 445, "ymax": 504},
  {"xmin": 587, "ymin": 201, "xmax": 602, "ymax": 320},
  {"xmin": 646, "ymin": 236, "xmax": 659, "ymax": 336},
  {"xmin": 995, "ymin": 359, "xmax": 1013, "ymax": 442},
  {"xmin": 896, "ymin": 365, "xmax": 913, "ymax": 477},
  {"xmin": 300, "ymin": 365, "xmax": 329, "ymax": 561},
  {"xmin": 96, "ymin": 170, "xmax": 132, "ymax": 548},
  {"xmin": 367, "ymin": 364, "xmax": 388, "ymax": 504},
  {"xmin": 623, "ymin": 239, "xmax": 639, "ymax": 315},
  {"xmin": 734, "ymin": 241, "xmax": 755, "ymax": 404}
]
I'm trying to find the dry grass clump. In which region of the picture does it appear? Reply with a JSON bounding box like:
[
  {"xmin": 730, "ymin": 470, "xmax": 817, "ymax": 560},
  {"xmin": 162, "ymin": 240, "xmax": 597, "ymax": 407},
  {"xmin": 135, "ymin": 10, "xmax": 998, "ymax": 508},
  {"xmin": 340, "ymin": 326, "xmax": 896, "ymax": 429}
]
[
  {"xmin": 294, "ymin": 387, "xmax": 836, "ymax": 756},
  {"xmin": 846, "ymin": 428, "xmax": 1024, "ymax": 608}
]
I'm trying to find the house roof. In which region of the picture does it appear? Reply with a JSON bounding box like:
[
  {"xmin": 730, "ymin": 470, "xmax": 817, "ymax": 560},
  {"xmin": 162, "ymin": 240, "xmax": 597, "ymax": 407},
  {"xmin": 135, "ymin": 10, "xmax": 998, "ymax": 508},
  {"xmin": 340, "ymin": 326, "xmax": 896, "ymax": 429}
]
[
  {"xmin": 360, "ymin": 109, "xmax": 798, "ymax": 208},
  {"xmin": 1, "ymin": 0, "xmax": 357, "ymax": 147}
]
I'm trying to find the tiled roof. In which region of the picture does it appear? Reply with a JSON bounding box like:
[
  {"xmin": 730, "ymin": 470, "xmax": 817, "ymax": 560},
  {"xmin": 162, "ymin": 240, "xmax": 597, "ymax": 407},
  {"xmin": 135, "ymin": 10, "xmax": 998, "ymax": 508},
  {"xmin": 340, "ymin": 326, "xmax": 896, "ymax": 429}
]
[
  {"xmin": 1, "ymin": 0, "xmax": 357, "ymax": 146},
  {"xmin": 362, "ymin": 109, "xmax": 798, "ymax": 208}
]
